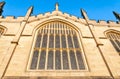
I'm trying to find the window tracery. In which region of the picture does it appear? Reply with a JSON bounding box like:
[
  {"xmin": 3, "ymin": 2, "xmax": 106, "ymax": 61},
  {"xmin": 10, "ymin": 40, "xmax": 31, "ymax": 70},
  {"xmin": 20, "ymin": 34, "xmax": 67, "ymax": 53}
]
[
  {"xmin": 30, "ymin": 21, "xmax": 86, "ymax": 70},
  {"xmin": 107, "ymin": 31, "xmax": 120, "ymax": 54}
]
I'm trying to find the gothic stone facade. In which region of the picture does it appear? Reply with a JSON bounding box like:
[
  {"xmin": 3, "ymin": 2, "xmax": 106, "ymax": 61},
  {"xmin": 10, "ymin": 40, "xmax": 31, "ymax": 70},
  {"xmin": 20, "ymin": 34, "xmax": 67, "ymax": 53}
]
[{"xmin": 0, "ymin": 8, "xmax": 120, "ymax": 79}]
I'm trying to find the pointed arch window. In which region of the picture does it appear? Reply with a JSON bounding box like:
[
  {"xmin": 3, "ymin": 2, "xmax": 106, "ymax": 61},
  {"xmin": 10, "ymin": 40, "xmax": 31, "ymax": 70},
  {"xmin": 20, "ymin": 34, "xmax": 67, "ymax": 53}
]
[
  {"xmin": 30, "ymin": 21, "xmax": 86, "ymax": 70},
  {"xmin": 107, "ymin": 31, "xmax": 120, "ymax": 54}
]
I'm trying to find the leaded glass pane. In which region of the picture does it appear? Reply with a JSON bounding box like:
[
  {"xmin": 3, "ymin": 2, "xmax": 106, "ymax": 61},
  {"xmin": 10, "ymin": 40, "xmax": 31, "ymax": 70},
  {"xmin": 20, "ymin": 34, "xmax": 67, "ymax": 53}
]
[
  {"xmin": 49, "ymin": 35, "xmax": 54, "ymax": 48},
  {"xmin": 41, "ymin": 29, "xmax": 44, "ymax": 33},
  {"xmin": 38, "ymin": 50, "xmax": 46, "ymax": 69},
  {"xmin": 61, "ymin": 29, "xmax": 64, "ymax": 34},
  {"xmin": 55, "ymin": 35, "xmax": 60, "ymax": 48},
  {"xmin": 30, "ymin": 50, "xmax": 39, "ymax": 69},
  {"xmin": 66, "ymin": 30, "xmax": 69, "ymax": 34},
  {"xmin": 62, "ymin": 50, "xmax": 69, "ymax": 69},
  {"xmin": 70, "ymin": 50, "xmax": 77, "ymax": 69},
  {"xmin": 35, "ymin": 34, "xmax": 42, "ymax": 47},
  {"xmin": 68, "ymin": 35, "xmax": 73, "ymax": 48},
  {"xmin": 76, "ymin": 51, "xmax": 85, "ymax": 69},
  {"xmin": 46, "ymin": 29, "xmax": 48, "ymax": 34},
  {"xmin": 54, "ymin": 29, "xmax": 57, "ymax": 34},
  {"xmin": 50, "ymin": 29, "xmax": 53, "ymax": 34},
  {"xmin": 47, "ymin": 50, "xmax": 54, "ymax": 69},
  {"xmin": 55, "ymin": 50, "xmax": 61, "ymax": 69},
  {"xmin": 73, "ymin": 35, "xmax": 80, "ymax": 48},
  {"xmin": 117, "ymin": 34, "xmax": 119, "ymax": 38},
  {"xmin": 61, "ymin": 35, "xmax": 66, "ymax": 48},
  {"xmin": 110, "ymin": 40, "xmax": 120, "ymax": 52},
  {"xmin": 115, "ymin": 40, "xmax": 120, "ymax": 48},
  {"xmin": 42, "ymin": 34, "xmax": 48, "ymax": 48}
]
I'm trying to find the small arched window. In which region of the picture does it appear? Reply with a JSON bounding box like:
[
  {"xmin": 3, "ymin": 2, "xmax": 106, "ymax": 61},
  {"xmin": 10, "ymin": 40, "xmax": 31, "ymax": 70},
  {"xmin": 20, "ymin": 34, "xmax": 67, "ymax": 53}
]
[
  {"xmin": 106, "ymin": 31, "xmax": 120, "ymax": 54},
  {"xmin": 30, "ymin": 21, "xmax": 86, "ymax": 70},
  {"xmin": 0, "ymin": 27, "xmax": 4, "ymax": 37}
]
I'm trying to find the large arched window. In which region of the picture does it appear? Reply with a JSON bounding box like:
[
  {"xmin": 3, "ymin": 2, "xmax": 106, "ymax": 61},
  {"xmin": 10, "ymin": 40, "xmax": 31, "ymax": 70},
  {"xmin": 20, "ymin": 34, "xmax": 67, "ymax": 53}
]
[
  {"xmin": 30, "ymin": 21, "xmax": 86, "ymax": 70},
  {"xmin": 106, "ymin": 31, "xmax": 120, "ymax": 54}
]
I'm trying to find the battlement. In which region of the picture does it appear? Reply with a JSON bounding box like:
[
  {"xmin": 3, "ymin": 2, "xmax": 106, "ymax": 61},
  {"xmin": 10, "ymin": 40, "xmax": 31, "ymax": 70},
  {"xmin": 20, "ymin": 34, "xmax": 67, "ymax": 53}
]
[
  {"xmin": 88, "ymin": 19, "xmax": 120, "ymax": 26},
  {"xmin": 0, "ymin": 16, "xmax": 24, "ymax": 22},
  {"xmin": 0, "ymin": 10, "xmax": 119, "ymax": 26}
]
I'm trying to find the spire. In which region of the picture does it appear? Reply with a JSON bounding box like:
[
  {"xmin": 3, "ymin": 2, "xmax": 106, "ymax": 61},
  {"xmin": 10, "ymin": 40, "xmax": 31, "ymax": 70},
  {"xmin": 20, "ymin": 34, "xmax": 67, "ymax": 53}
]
[
  {"xmin": 113, "ymin": 11, "xmax": 120, "ymax": 21},
  {"xmin": 81, "ymin": 9, "xmax": 89, "ymax": 21},
  {"xmin": 55, "ymin": 2, "xmax": 59, "ymax": 11},
  {"xmin": 0, "ymin": 1, "xmax": 5, "ymax": 16}
]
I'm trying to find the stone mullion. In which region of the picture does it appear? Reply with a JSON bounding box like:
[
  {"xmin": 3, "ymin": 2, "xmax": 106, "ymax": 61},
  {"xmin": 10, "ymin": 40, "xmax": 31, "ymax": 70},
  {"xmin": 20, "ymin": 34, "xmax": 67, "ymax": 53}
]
[
  {"xmin": 36, "ymin": 50, "xmax": 41, "ymax": 69},
  {"xmin": 64, "ymin": 24, "xmax": 71, "ymax": 70},
  {"xmin": 45, "ymin": 46, "xmax": 48, "ymax": 70},
  {"xmin": 113, "ymin": 33, "xmax": 120, "ymax": 50},
  {"xmin": 113, "ymin": 33, "xmax": 117, "ymax": 40},
  {"xmin": 71, "ymin": 28, "xmax": 74, "ymax": 35},
  {"xmin": 114, "ymin": 38, "xmax": 120, "ymax": 50},
  {"xmin": 58, "ymin": 23, "xmax": 60, "ymax": 34},
  {"xmin": 61, "ymin": 23, "xmax": 63, "ymax": 34},
  {"xmin": 71, "ymin": 31, "xmax": 79, "ymax": 70},
  {"xmin": 45, "ymin": 24, "xmax": 51, "ymax": 70},
  {"xmin": 36, "ymin": 30, "xmax": 43, "ymax": 69},
  {"xmin": 60, "ymin": 34, "xmax": 63, "ymax": 70},
  {"xmin": 53, "ymin": 22, "xmax": 56, "ymax": 70},
  {"xmin": 60, "ymin": 23, "xmax": 63, "ymax": 70},
  {"xmin": 116, "ymin": 34, "xmax": 120, "ymax": 39},
  {"xmin": 36, "ymin": 30, "xmax": 41, "ymax": 69},
  {"xmin": 111, "ymin": 34, "xmax": 115, "ymax": 40},
  {"xmin": 66, "ymin": 25, "xmax": 69, "ymax": 34},
  {"xmin": 57, "ymin": 22, "xmax": 58, "ymax": 34},
  {"xmin": 113, "ymin": 34, "xmax": 118, "ymax": 40},
  {"xmin": 118, "ymin": 40, "xmax": 120, "ymax": 50},
  {"xmin": 69, "ymin": 28, "xmax": 72, "ymax": 35},
  {"xmin": 60, "ymin": 51, "xmax": 63, "ymax": 70}
]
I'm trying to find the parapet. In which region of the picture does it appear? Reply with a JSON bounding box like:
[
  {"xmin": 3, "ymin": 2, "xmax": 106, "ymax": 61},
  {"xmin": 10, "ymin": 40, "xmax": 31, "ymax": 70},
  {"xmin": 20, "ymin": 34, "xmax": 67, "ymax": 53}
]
[
  {"xmin": 0, "ymin": 10, "xmax": 119, "ymax": 27},
  {"xmin": 98, "ymin": 20, "xmax": 108, "ymax": 25},
  {"xmin": 88, "ymin": 19, "xmax": 120, "ymax": 26},
  {"xmin": 0, "ymin": 16, "xmax": 24, "ymax": 22}
]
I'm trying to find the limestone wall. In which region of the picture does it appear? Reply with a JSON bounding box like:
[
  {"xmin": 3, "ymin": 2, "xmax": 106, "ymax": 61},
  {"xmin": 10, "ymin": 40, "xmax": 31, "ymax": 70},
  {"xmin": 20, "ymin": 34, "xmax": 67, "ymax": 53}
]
[{"xmin": 0, "ymin": 10, "xmax": 120, "ymax": 79}]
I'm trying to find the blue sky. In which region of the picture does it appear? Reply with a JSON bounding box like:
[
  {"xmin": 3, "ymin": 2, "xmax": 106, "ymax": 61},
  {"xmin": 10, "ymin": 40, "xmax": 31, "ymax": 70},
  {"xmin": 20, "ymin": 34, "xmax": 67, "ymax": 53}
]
[{"xmin": 2, "ymin": 0, "xmax": 120, "ymax": 21}]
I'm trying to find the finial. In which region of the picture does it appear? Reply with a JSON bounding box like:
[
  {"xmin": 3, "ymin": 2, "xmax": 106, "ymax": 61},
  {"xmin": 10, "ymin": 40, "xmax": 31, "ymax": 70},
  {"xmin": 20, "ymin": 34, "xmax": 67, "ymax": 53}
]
[
  {"xmin": 24, "ymin": 6, "xmax": 33, "ymax": 20},
  {"xmin": 113, "ymin": 11, "xmax": 120, "ymax": 21},
  {"xmin": 81, "ymin": 9, "xmax": 89, "ymax": 21},
  {"xmin": 0, "ymin": 1, "xmax": 5, "ymax": 7},
  {"xmin": 0, "ymin": 1, "xmax": 5, "ymax": 16},
  {"xmin": 55, "ymin": 2, "xmax": 59, "ymax": 11}
]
